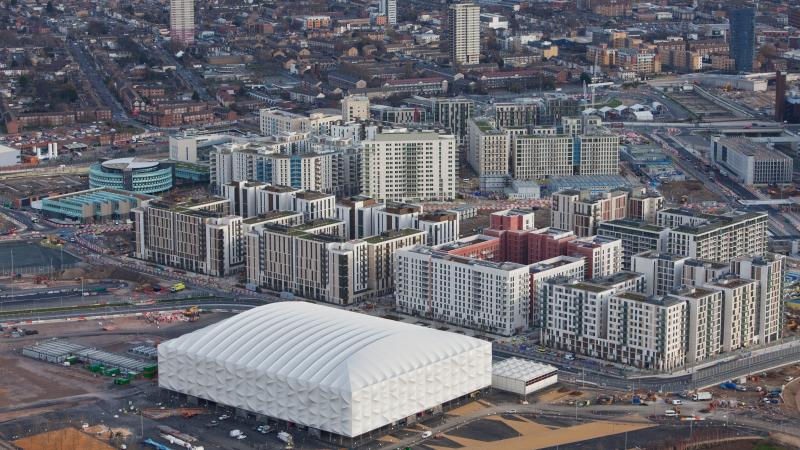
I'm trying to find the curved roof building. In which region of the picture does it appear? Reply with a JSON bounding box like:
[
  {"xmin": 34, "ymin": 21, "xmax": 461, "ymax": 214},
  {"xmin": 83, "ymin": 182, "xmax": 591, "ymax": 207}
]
[
  {"xmin": 89, "ymin": 157, "xmax": 173, "ymax": 194},
  {"xmin": 158, "ymin": 302, "xmax": 491, "ymax": 438}
]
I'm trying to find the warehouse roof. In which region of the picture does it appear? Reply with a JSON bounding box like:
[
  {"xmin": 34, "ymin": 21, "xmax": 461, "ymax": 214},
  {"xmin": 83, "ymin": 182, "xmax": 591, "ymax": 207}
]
[
  {"xmin": 159, "ymin": 302, "xmax": 489, "ymax": 392},
  {"xmin": 492, "ymin": 358, "xmax": 557, "ymax": 381}
]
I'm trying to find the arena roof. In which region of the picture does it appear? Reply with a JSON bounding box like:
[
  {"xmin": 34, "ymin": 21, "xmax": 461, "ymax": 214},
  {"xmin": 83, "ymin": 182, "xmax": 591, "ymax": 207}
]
[
  {"xmin": 101, "ymin": 157, "xmax": 159, "ymax": 171},
  {"xmin": 158, "ymin": 302, "xmax": 492, "ymax": 437}
]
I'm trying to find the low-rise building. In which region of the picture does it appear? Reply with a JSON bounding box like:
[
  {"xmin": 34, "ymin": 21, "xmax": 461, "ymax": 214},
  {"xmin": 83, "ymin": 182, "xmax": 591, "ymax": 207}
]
[
  {"xmin": 711, "ymin": 137, "xmax": 792, "ymax": 185},
  {"xmin": 35, "ymin": 188, "xmax": 155, "ymax": 224}
]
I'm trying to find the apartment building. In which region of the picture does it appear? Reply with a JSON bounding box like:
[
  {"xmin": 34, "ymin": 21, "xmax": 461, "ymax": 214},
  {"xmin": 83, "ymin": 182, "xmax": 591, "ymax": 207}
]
[
  {"xmin": 705, "ymin": 276, "xmax": 758, "ymax": 352},
  {"xmin": 576, "ymin": 134, "xmax": 621, "ymax": 175},
  {"xmin": 210, "ymin": 142, "xmax": 337, "ymax": 194},
  {"xmin": 448, "ymin": 2, "xmax": 481, "ymax": 66},
  {"xmin": 673, "ymin": 287, "xmax": 723, "ymax": 364},
  {"xmin": 631, "ymin": 251, "xmax": 690, "ymax": 296},
  {"xmin": 512, "ymin": 133, "xmax": 619, "ymax": 180},
  {"xmin": 529, "ymin": 256, "xmax": 585, "ymax": 328},
  {"xmin": 341, "ymin": 95, "xmax": 370, "ymax": 122},
  {"xmin": 512, "ymin": 134, "xmax": 574, "ymax": 179},
  {"xmin": 361, "ymin": 131, "xmax": 456, "ymax": 202},
  {"xmin": 222, "ymin": 181, "xmax": 335, "ymax": 221},
  {"xmin": 170, "ymin": 0, "xmax": 195, "ymax": 45},
  {"xmin": 431, "ymin": 97, "xmax": 475, "ymax": 144},
  {"xmin": 551, "ymin": 189, "xmax": 628, "ymax": 237},
  {"xmin": 597, "ymin": 219, "xmax": 669, "ymax": 270},
  {"xmin": 259, "ymin": 109, "xmax": 341, "ymax": 136},
  {"xmin": 566, "ymin": 235, "xmax": 622, "ymax": 279},
  {"xmin": 249, "ymin": 219, "xmax": 346, "ymax": 296},
  {"xmin": 541, "ymin": 272, "xmax": 646, "ymax": 357},
  {"xmin": 628, "ymin": 190, "xmax": 664, "ymax": 223},
  {"xmin": 415, "ymin": 211, "xmax": 459, "ymax": 246},
  {"xmin": 335, "ymin": 195, "xmax": 380, "ymax": 239},
  {"xmin": 365, "ymin": 229, "xmax": 427, "ymax": 297},
  {"xmin": 132, "ymin": 198, "xmax": 242, "ymax": 276},
  {"xmin": 682, "ymin": 258, "xmax": 731, "ymax": 287},
  {"xmin": 293, "ymin": 191, "xmax": 336, "ymax": 221},
  {"xmin": 379, "ymin": 0, "xmax": 397, "ymax": 25},
  {"xmin": 664, "ymin": 210, "xmax": 768, "ymax": 262},
  {"xmin": 607, "ymin": 292, "xmax": 688, "ymax": 371},
  {"xmin": 492, "ymin": 99, "xmax": 541, "ymax": 128},
  {"xmin": 527, "ymin": 228, "xmax": 578, "ymax": 264},
  {"xmin": 467, "ymin": 119, "xmax": 510, "ymax": 191},
  {"xmin": 395, "ymin": 246, "xmax": 531, "ymax": 336},
  {"xmin": 732, "ymin": 254, "xmax": 785, "ymax": 345}
]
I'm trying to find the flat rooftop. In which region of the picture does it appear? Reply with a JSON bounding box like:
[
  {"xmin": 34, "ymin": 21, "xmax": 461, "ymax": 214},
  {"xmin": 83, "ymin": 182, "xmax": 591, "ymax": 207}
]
[
  {"xmin": 409, "ymin": 246, "xmax": 526, "ymax": 271},
  {"xmin": 242, "ymin": 210, "xmax": 301, "ymax": 224},
  {"xmin": 364, "ymin": 228, "xmax": 425, "ymax": 244},
  {"xmin": 716, "ymin": 138, "xmax": 792, "ymax": 161},
  {"xmin": 369, "ymin": 131, "xmax": 452, "ymax": 141},
  {"xmin": 295, "ymin": 191, "xmax": 332, "ymax": 201},
  {"xmin": 600, "ymin": 219, "xmax": 665, "ymax": 233},
  {"xmin": 529, "ymin": 256, "xmax": 583, "ymax": 274}
]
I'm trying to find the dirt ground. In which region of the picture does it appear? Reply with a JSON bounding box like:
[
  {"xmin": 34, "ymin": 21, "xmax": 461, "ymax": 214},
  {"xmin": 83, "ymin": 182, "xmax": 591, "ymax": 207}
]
[
  {"xmin": 13, "ymin": 427, "xmax": 115, "ymax": 450},
  {"xmin": 658, "ymin": 180, "xmax": 723, "ymax": 204},
  {"xmin": 59, "ymin": 264, "xmax": 158, "ymax": 285},
  {"xmin": 0, "ymin": 314, "xmax": 228, "ymax": 416}
]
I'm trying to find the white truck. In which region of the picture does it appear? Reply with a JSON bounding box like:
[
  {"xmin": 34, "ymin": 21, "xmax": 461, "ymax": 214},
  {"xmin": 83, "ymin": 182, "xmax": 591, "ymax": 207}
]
[
  {"xmin": 692, "ymin": 391, "xmax": 712, "ymax": 401},
  {"xmin": 278, "ymin": 431, "xmax": 294, "ymax": 447}
]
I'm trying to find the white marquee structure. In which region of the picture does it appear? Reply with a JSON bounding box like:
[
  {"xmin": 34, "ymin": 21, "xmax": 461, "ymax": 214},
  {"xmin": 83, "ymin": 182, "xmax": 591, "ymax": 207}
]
[{"xmin": 158, "ymin": 302, "xmax": 492, "ymax": 438}]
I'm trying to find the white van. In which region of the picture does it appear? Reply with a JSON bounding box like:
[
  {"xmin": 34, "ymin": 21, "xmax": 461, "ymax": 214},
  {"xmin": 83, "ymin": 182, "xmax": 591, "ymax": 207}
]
[
  {"xmin": 421, "ymin": 431, "xmax": 432, "ymax": 438},
  {"xmin": 664, "ymin": 410, "xmax": 678, "ymax": 417}
]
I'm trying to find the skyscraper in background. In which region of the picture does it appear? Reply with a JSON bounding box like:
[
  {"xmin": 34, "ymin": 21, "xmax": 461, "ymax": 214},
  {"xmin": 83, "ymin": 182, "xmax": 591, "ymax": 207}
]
[
  {"xmin": 170, "ymin": 0, "xmax": 195, "ymax": 45},
  {"xmin": 447, "ymin": 2, "xmax": 480, "ymax": 66},
  {"xmin": 776, "ymin": 71, "xmax": 787, "ymax": 123},
  {"xmin": 380, "ymin": 0, "xmax": 397, "ymax": 26},
  {"xmin": 729, "ymin": 7, "xmax": 755, "ymax": 73}
]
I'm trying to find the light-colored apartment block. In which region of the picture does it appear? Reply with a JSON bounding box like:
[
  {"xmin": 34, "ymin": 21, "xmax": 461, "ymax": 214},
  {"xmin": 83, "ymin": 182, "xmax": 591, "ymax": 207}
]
[
  {"xmin": 361, "ymin": 131, "xmax": 456, "ymax": 202},
  {"xmin": 448, "ymin": 2, "xmax": 481, "ymax": 66},
  {"xmin": 395, "ymin": 246, "xmax": 531, "ymax": 336}
]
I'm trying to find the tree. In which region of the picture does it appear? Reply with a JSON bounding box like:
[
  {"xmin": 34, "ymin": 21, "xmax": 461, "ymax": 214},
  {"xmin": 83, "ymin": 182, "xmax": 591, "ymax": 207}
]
[
  {"xmin": 579, "ymin": 72, "xmax": 593, "ymax": 85},
  {"xmin": 191, "ymin": 91, "xmax": 200, "ymax": 101},
  {"xmin": 46, "ymin": 1, "xmax": 54, "ymax": 13},
  {"xmin": 86, "ymin": 20, "xmax": 108, "ymax": 36},
  {"xmin": 17, "ymin": 74, "xmax": 30, "ymax": 90}
]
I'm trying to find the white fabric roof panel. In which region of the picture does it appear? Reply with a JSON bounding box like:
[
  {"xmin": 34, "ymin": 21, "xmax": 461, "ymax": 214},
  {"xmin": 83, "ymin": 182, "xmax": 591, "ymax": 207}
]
[
  {"xmin": 492, "ymin": 357, "xmax": 557, "ymax": 381},
  {"xmin": 158, "ymin": 302, "xmax": 492, "ymax": 437}
]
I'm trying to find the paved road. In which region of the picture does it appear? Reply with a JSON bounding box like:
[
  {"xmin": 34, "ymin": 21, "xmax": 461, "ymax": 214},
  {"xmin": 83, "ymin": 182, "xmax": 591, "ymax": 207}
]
[
  {"xmin": 67, "ymin": 41, "xmax": 128, "ymax": 122},
  {"xmin": 152, "ymin": 45, "xmax": 211, "ymax": 102},
  {"xmin": 495, "ymin": 338, "xmax": 800, "ymax": 394}
]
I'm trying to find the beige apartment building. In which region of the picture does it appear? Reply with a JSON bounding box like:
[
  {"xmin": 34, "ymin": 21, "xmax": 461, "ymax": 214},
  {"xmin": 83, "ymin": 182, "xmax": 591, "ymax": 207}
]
[{"xmin": 361, "ymin": 131, "xmax": 456, "ymax": 202}]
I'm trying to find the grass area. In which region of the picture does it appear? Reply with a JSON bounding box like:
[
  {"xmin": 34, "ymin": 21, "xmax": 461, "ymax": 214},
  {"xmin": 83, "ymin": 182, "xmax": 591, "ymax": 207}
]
[{"xmin": 606, "ymin": 98, "xmax": 622, "ymax": 108}]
